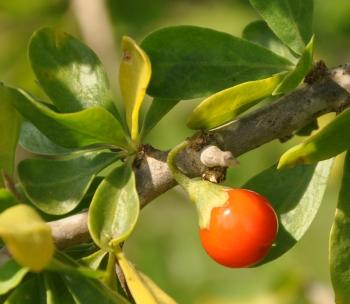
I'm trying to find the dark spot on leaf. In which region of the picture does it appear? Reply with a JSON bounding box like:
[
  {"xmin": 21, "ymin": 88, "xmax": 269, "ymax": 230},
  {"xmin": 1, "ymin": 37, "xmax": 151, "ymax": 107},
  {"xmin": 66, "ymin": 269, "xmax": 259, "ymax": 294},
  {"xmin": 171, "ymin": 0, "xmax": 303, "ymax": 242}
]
[{"xmin": 123, "ymin": 50, "xmax": 132, "ymax": 61}]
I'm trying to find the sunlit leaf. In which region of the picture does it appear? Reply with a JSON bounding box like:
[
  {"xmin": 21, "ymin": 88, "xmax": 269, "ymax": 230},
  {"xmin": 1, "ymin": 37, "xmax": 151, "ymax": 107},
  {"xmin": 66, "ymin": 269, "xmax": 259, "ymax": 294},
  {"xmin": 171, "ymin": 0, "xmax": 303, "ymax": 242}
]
[
  {"xmin": 278, "ymin": 108, "xmax": 350, "ymax": 169},
  {"xmin": 18, "ymin": 151, "xmax": 120, "ymax": 215},
  {"xmin": 187, "ymin": 73, "xmax": 285, "ymax": 130},
  {"xmin": 141, "ymin": 26, "xmax": 292, "ymax": 99},
  {"xmin": 249, "ymin": 0, "xmax": 313, "ymax": 54},
  {"xmin": 243, "ymin": 159, "xmax": 333, "ymax": 264},
  {"xmin": 0, "ymin": 83, "xmax": 21, "ymax": 186},
  {"xmin": 330, "ymin": 152, "xmax": 350, "ymax": 304},
  {"xmin": 119, "ymin": 36, "xmax": 151, "ymax": 141},
  {"xmin": 88, "ymin": 162, "xmax": 139, "ymax": 250},
  {"xmin": 139, "ymin": 272, "xmax": 177, "ymax": 304},
  {"xmin": 273, "ymin": 37, "xmax": 314, "ymax": 95},
  {"xmin": 0, "ymin": 204, "xmax": 54, "ymax": 271},
  {"xmin": 29, "ymin": 27, "xmax": 117, "ymax": 115},
  {"xmin": 0, "ymin": 260, "xmax": 28, "ymax": 295},
  {"xmin": 3, "ymin": 85, "xmax": 133, "ymax": 151},
  {"xmin": 116, "ymin": 250, "xmax": 176, "ymax": 304}
]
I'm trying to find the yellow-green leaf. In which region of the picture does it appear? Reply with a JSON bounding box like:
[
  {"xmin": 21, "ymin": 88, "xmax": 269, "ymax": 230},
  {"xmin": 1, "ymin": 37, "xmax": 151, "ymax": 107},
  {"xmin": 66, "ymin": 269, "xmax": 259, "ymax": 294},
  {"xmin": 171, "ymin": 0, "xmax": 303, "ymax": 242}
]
[
  {"xmin": 0, "ymin": 204, "xmax": 54, "ymax": 271},
  {"xmin": 116, "ymin": 250, "xmax": 176, "ymax": 304},
  {"xmin": 278, "ymin": 108, "xmax": 350, "ymax": 169},
  {"xmin": 119, "ymin": 36, "xmax": 151, "ymax": 141},
  {"xmin": 273, "ymin": 36, "xmax": 314, "ymax": 95},
  {"xmin": 187, "ymin": 73, "xmax": 285, "ymax": 130},
  {"xmin": 88, "ymin": 162, "xmax": 139, "ymax": 251}
]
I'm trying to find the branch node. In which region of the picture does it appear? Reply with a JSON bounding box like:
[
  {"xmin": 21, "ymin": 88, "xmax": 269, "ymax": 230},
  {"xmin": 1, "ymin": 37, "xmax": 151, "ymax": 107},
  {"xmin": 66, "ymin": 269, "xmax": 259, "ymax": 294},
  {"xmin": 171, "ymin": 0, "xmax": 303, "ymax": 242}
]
[
  {"xmin": 304, "ymin": 60, "xmax": 328, "ymax": 85},
  {"xmin": 202, "ymin": 166, "xmax": 227, "ymax": 183}
]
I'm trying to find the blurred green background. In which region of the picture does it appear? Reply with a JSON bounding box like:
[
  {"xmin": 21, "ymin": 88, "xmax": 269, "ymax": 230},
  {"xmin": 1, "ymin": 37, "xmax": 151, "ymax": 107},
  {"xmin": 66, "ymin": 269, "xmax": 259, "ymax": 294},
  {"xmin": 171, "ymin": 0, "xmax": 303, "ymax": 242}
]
[{"xmin": 2, "ymin": 0, "xmax": 350, "ymax": 303}]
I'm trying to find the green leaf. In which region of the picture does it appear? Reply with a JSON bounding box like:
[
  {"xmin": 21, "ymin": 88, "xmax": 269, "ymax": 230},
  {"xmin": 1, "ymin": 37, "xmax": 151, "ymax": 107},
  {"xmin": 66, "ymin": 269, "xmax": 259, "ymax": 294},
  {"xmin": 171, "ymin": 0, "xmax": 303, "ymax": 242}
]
[
  {"xmin": 141, "ymin": 98, "xmax": 179, "ymax": 137},
  {"xmin": 0, "ymin": 189, "xmax": 17, "ymax": 213},
  {"xmin": 61, "ymin": 273, "xmax": 130, "ymax": 304},
  {"xmin": 43, "ymin": 273, "xmax": 76, "ymax": 304},
  {"xmin": 119, "ymin": 36, "xmax": 151, "ymax": 141},
  {"xmin": 18, "ymin": 151, "xmax": 120, "ymax": 215},
  {"xmin": 242, "ymin": 20, "xmax": 297, "ymax": 63},
  {"xmin": 88, "ymin": 162, "xmax": 139, "ymax": 251},
  {"xmin": 278, "ymin": 108, "xmax": 350, "ymax": 169},
  {"xmin": 249, "ymin": 0, "xmax": 313, "ymax": 54},
  {"xmin": 4, "ymin": 277, "xmax": 46, "ymax": 304},
  {"xmin": 187, "ymin": 73, "xmax": 285, "ymax": 130},
  {"xmin": 0, "ymin": 260, "xmax": 29, "ymax": 295},
  {"xmin": 330, "ymin": 152, "xmax": 350, "ymax": 303},
  {"xmin": 19, "ymin": 120, "xmax": 73, "ymax": 155},
  {"xmin": 29, "ymin": 27, "xmax": 117, "ymax": 115},
  {"xmin": 243, "ymin": 159, "xmax": 333, "ymax": 264},
  {"xmin": 0, "ymin": 83, "xmax": 21, "ymax": 186},
  {"xmin": 273, "ymin": 37, "xmax": 314, "ymax": 95},
  {"xmin": 3, "ymin": 85, "xmax": 133, "ymax": 151},
  {"xmin": 47, "ymin": 257, "xmax": 105, "ymax": 280},
  {"xmin": 49, "ymin": 250, "xmax": 106, "ymax": 279},
  {"xmin": 80, "ymin": 249, "xmax": 107, "ymax": 270},
  {"xmin": 0, "ymin": 204, "xmax": 54, "ymax": 271},
  {"xmin": 141, "ymin": 25, "xmax": 293, "ymax": 100},
  {"xmin": 63, "ymin": 243, "xmax": 98, "ymax": 260}
]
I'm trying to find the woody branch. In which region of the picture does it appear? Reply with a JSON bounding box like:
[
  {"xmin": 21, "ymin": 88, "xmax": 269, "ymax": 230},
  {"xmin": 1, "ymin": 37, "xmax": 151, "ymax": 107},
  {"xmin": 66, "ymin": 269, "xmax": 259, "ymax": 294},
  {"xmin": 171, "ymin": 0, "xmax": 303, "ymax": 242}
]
[{"xmin": 49, "ymin": 64, "xmax": 350, "ymax": 249}]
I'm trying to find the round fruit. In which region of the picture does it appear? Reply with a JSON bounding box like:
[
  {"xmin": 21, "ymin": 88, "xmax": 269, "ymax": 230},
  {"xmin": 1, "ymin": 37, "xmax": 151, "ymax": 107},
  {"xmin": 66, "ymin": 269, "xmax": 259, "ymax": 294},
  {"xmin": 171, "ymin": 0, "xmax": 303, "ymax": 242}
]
[{"xmin": 199, "ymin": 188, "xmax": 278, "ymax": 268}]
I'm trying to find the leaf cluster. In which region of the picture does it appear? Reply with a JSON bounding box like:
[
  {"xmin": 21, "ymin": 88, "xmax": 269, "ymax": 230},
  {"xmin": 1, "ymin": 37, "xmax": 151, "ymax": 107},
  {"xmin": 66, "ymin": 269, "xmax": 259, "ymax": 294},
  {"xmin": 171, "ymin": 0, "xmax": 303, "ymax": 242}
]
[{"xmin": 0, "ymin": 0, "xmax": 349, "ymax": 302}]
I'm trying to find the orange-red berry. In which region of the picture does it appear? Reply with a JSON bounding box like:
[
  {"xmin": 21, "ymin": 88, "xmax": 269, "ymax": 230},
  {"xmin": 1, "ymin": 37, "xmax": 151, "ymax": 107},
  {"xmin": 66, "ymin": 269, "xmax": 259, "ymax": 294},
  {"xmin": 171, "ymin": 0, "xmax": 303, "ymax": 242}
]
[{"xmin": 199, "ymin": 188, "xmax": 278, "ymax": 268}]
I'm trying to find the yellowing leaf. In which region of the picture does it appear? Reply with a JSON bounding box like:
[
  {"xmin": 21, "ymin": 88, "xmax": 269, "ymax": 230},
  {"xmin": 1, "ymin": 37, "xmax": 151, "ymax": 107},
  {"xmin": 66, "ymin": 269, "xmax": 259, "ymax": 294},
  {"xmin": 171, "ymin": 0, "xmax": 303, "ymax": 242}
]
[
  {"xmin": 119, "ymin": 36, "xmax": 151, "ymax": 141},
  {"xmin": 187, "ymin": 73, "xmax": 285, "ymax": 130},
  {"xmin": 0, "ymin": 204, "xmax": 54, "ymax": 271},
  {"xmin": 139, "ymin": 272, "xmax": 177, "ymax": 304},
  {"xmin": 116, "ymin": 250, "xmax": 176, "ymax": 304}
]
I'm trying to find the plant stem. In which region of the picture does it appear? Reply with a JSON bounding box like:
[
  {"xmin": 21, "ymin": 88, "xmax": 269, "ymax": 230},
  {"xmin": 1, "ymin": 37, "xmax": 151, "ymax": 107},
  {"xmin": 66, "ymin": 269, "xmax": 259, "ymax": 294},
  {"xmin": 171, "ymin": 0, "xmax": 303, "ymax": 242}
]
[
  {"xmin": 103, "ymin": 252, "xmax": 117, "ymax": 290},
  {"xmin": 167, "ymin": 141, "xmax": 192, "ymax": 188}
]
